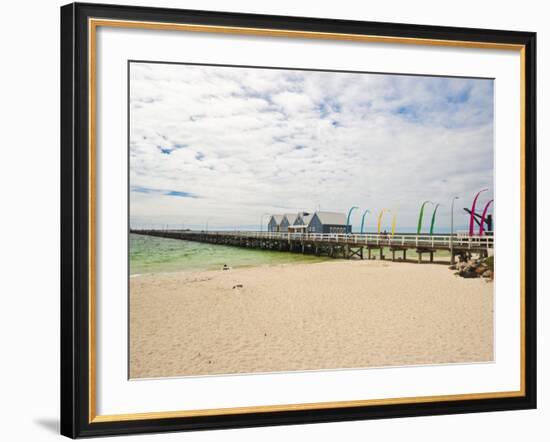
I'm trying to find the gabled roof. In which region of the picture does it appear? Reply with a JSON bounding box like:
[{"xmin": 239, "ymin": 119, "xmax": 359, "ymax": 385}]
[
  {"xmin": 283, "ymin": 213, "xmax": 299, "ymax": 225},
  {"xmin": 314, "ymin": 211, "xmax": 348, "ymax": 225},
  {"xmin": 269, "ymin": 214, "xmax": 284, "ymax": 225},
  {"xmin": 299, "ymin": 213, "xmax": 313, "ymax": 226}
]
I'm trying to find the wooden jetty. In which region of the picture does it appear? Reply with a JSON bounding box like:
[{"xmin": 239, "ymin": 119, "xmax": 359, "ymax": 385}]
[{"xmin": 132, "ymin": 230, "xmax": 494, "ymax": 264}]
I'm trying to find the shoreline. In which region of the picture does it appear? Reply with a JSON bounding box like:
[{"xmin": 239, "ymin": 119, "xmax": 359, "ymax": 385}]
[
  {"xmin": 130, "ymin": 247, "xmax": 452, "ymax": 277},
  {"xmin": 130, "ymin": 259, "xmax": 493, "ymax": 379},
  {"xmin": 130, "ymin": 259, "xmax": 335, "ymax": 278},
  {"xmin": 129, "ymin": 233, "xmax": 332, "ymax": 276}
]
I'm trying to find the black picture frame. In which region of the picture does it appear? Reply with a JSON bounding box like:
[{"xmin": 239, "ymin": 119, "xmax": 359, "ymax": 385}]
[{"xmin": 61, "ymin": 2, "xmax": 536, "ymax": 438}]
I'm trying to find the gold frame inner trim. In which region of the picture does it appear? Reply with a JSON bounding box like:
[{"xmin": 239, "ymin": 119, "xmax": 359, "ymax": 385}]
[
  {"xmin": 90, "ymin": 18, "xmax": 524, "ymax": 50},
  {"xmin": 92, "ymin": 391, "xmax": 524, "ymax": 423},
  {"xmin": 88, "ymin": 18, "xmax": 527, "ymax": 424}
]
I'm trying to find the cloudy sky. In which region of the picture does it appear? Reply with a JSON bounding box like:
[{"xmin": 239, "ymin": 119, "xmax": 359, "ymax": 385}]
[{"xmin": 129, "ymin": 62, "xmax": 494, "ymax": 233}]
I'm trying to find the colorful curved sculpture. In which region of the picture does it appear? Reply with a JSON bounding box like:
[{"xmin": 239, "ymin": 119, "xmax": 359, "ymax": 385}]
[
  {"xmin": 429, "ymin": 204, "xmax": 440, "ymax": 235},
  {"xmin": 479, "ymin": 199, "xmax": 493, "ymax": 236},
  {"xmin": 360, "ymin": 209, "xmax": 370, "ymax": 234},
  {"xmin": 391, "ymin": 212, "xmax": 398, "ymax": 236},
  {"xmin": 417, "ymin": 201, "xmax": 433, "ymax": 235},
  {"xmin": 346, "ymin": 206, "xmax": 358, "ymax": 234},
  {"xmin": 469, "ymin": 189, "xmax": 488, "ymax": 236},
  {"xmin": 377, "ymin": 209, "xmax": 389, "ymax": 234}
]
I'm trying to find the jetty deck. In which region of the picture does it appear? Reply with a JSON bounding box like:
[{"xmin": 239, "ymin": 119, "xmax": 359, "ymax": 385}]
[{"xmin": 132, "ymin": 230, "xmax": 493, "ymax": 263}]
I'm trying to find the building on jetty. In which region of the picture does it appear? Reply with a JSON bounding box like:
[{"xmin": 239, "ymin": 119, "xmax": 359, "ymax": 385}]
[
  {"xmin": 281, "ymin": 213, "xmax": 299, "ymax": 232},
  {"xmin": 288, "ymin": 212, "xmax": 313, "ymax": 233},
  {"xmin": 268, "ymin": 215, "xmax": 284, "ymax": 232},
  {"xmin": 269, "ymin": 210, "xmax": 351, "ymax": 234},
  {"xmin": 307, "ymin": 211, "xmax": 351, "ymax": 234}
]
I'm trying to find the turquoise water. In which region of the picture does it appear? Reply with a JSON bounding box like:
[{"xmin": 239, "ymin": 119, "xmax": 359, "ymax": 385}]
[{"xmin": 130, "ymin": 233, "xmax": 329, "ymax": 275}]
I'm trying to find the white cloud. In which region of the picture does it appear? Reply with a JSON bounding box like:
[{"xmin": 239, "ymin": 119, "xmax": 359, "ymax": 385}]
[{"xmin": 129, "ymin": 62, "xmax": 494, "ymax": 233}]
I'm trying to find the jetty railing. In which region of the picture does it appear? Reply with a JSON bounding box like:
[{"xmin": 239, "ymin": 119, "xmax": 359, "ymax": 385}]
[{"xmin": 139, "ymin": 230, "xmax": 493, "ymax": 251}]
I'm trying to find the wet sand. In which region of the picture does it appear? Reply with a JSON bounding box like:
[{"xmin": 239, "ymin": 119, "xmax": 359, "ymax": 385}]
[{"xmin": 129, "ymin": 260, "xmax": 493, "ymax": 378}]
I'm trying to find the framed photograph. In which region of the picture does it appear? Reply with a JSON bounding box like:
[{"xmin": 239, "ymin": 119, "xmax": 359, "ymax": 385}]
[{"xmin": 60, "ymin": 2, "xmax": 536, "ymax": 438}]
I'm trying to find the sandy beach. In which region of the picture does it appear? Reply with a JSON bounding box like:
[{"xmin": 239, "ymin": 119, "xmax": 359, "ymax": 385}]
[{"xmin": 130, "ymin": 260, "xmax": 493, "ymax": 378}]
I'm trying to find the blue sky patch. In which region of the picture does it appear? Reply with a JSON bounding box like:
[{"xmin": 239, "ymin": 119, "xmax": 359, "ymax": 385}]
[
  {"xmin": 130, "ymin": 186, "xmax": 153, "ymax": 193},
  {"xmin": 131, "ymin": 186, "xmax": 198, "ymax": 199},
  {"xmin": 316, "ymin": 98, "xmax": 341, "ymax": 118},
  {"xmin": 165, "ymin": 190, "xmax": 198, "ymax": 198},
  {"xmin": 393, "ymin": 105, "xmax": 420, "ymax": 121},
  {"xmin": 447, "ymin": 88, "xmax": 471, "ymax": 104}
]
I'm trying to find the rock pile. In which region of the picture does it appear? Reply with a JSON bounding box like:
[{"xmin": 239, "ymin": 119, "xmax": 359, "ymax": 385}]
[{"xmin": 449, "ymin": 257, "xmax": 494, "ymax": 281}]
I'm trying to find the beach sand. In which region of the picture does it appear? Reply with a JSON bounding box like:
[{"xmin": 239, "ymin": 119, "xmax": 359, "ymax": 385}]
[{"xmin": 130, "ymin": 260, "xmax": 493, "ymax": 378}]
